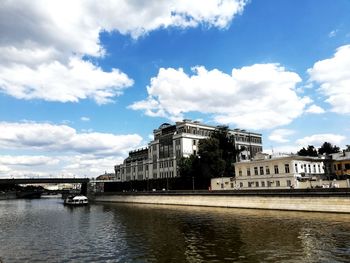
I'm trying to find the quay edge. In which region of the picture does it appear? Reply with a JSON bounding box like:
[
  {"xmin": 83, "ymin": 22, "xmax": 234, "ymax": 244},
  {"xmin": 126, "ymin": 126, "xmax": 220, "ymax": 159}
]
[{"xmin": 92, "ymin": 189, "xmax": 350, "ymax": 213}]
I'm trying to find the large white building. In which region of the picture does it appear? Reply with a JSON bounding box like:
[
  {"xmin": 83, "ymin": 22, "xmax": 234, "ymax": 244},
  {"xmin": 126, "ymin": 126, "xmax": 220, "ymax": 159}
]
[
  {"xmin": 115, "ymin": 120, "xmax": 263, "ymax": 182},
  {"xmin": 211, "ymin": 153, "xmax": 327, "ymax": 190}
]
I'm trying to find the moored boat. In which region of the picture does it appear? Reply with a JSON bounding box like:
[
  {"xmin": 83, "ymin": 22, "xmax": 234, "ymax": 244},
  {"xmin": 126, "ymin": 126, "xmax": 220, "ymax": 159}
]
[{"xmin": 64, "ymin": 195, "xmax": 88, "ymax": 206}]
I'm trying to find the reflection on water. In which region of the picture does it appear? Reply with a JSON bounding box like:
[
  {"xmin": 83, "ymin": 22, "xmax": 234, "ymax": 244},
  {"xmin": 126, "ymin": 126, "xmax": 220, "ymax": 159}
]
[{"xmin": 1, "ymin": 198, "xmax": 350, "ymax": 262}]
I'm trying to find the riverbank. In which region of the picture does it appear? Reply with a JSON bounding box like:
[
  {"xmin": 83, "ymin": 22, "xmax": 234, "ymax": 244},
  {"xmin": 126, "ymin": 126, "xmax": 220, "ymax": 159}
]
[{"xmin": 94, "ymin": 189, "xmax": 350, "ymax": 213}]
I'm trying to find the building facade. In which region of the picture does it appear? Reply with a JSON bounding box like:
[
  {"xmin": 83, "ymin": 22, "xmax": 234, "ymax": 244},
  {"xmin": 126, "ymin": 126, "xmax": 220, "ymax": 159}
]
[
  {"xmin": 330, "ymin": 151, "xmax": 350, "ymax": 178},
  {"xmin": 229, "ymin": 153, "xmax": 326, "ymax": 189},
  {"xmin": 115, "ymin": 120, "xmax": 263, "ymax": 182}
]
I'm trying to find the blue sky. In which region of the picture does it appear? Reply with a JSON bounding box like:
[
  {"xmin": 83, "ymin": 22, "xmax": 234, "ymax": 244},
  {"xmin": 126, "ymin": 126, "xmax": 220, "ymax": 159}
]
[{"xmin": 0, "ymin": 0, "xmax": 350, "ymax": 178}]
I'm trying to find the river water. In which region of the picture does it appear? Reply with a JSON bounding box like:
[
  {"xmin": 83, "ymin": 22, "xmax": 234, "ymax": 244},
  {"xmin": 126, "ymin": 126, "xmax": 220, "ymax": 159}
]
[{"xmin": 1, "ymin": 197, "xmax": 350, "ymax": 263}]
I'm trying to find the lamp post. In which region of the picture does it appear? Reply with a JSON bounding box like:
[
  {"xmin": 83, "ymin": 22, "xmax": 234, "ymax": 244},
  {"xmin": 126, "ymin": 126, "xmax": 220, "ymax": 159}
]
[{"xmin": 146, "ymin": 176, "xmax": 149, "ymax": 192}]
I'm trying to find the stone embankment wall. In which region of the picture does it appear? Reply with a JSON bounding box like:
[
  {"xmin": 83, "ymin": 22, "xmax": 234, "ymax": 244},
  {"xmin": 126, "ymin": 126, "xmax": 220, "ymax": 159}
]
[{"xmin": 94, "ymin": 190, "xmax": 350, "ymax": 213}]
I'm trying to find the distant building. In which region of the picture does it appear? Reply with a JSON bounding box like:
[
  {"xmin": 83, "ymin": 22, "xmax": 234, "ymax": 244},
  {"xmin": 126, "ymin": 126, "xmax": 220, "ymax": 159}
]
[
  {"xmin": 330, "ymin": 151, "xmax": 350, "ymax": 179},
  {"xmin": 212, "ymin": 153, "xmax": 327, "ymax": 190},
  {"xmin": 115, "ymin": 120, "xmax": 263, "ymax": 182},
  {"xmin": 96, "ymin": 172, "xmax": 116, "ymax": 181}
]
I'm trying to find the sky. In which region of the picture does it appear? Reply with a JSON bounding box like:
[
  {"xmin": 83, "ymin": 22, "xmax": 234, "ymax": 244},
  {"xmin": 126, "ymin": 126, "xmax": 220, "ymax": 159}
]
[{"xmin": 0, "ymin": 0, "xmax": 350, "ymax": 178}]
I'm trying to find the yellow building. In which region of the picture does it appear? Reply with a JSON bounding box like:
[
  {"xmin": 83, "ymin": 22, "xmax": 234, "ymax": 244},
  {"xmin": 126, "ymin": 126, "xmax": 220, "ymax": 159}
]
[{"xmin": 331, "ymin": 151, "xmax": 350, "ymax": 178}]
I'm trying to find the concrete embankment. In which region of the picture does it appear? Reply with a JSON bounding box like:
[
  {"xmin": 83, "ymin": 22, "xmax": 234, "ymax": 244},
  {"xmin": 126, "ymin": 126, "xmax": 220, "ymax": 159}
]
[{"xmin": 94, "ymin": 189, "xmax": 350, "ymax": 213}]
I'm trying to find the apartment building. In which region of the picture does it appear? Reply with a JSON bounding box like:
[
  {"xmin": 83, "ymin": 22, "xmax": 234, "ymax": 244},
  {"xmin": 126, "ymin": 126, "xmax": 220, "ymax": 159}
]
[{"xmin": 115, "ymin": 120, "xmax": 263, "ymax": 182}]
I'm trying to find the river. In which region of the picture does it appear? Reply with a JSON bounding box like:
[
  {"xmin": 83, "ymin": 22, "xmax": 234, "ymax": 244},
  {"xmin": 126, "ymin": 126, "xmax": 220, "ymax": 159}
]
[{"xmin": 0, "ymin": 197, "xmax": 350, "ymax": 262}]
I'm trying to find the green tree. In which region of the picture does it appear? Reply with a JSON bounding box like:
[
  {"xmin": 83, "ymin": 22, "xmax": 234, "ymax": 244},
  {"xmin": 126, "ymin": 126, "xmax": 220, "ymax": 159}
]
[
  {"xmin": 198, "ymin": 137, "xmax": 226, "ymax": 178},
  {"xmin": 178, "ymin": 155, "xmax": 200, "ymax": 178},
  {"xmin": 297, "ymin": 145, "xmax": 318, "ymax": 156},
  {"xmin": 318, "ymin": 142, "xmax": 340, "ymax": 155},
  {"xmin": 178, "ymin": 126, "xmax": 243, "ymax": 179},
  {"xmin": 198, "ymin": 126, "xmax": 243, "ymax": 178}
]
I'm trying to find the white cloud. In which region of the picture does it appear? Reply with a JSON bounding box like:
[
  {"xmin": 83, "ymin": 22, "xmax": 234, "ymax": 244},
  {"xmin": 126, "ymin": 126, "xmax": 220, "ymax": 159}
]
[
  {"xmin": 0, "ymin": 155, "xmax": 59, "ymax": 167},
  {"xmin": 0, "ymin": 122, "xmax": 144, "ymax": 178},
  {"xmin": 130, "ymin": 64, "xmax": 310, "ymax": 130},
  {"xmin": 0, "ymin": 154, "xmax": 122, "ymax": 178},
  {"xmin": 308, "ymin": 45, "xmax": 350, "ymax": 114},
  {"xmin": 328, "ymin": 29, "xmax": 338, "ymax": 38},
  {"xmin": 0, "ymin": 58, "xmax": 133, "ymax": 104},
  {"xmin": 80, "ymin": 116, "xmax": 90, "ymax": 122},
  {"xmin": 296, "ymin": 134, "xmax": 346, "ymax": 148},
  {"xmin": 269, "ymin": 129, "xmax": 295, "ymax": 143},
  {"xmin": 0, "ymin": 122, "xmax": 143, "ymax": 156},
  {"xmin": 305, "ymin": 104, "xmax": 325, "ymax": 114},
  {"xmin": 0, "ymin": 0, "xmax": 246, "ymax": 103}
]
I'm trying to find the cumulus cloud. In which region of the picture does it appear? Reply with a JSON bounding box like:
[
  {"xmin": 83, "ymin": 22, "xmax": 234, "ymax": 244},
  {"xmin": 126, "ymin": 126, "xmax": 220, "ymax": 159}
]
[
  {"xmin": 269, "ymin": 129, "xmax": 295, "ymax": 143},
  {"xmin": 0, "ymin": 155, "xmax": 59, "ymax": 166},
  {"xmin": 0, "ymin": 122, "xmax": 143, "ymax": 156},
  {"xmin": 0, "ymin": 122, "xmax": 144, "ymax": 178},
  {"xmin": 308, "ymin": 45, "xmax": 350, "ymax": 114},
  {"xmin": 296, "ymin": 134, "xmax": 346, "ymax": 148},
  {"xmin": 130, "ymin": 64, "xmax": 310, "ymax": 129},
  {"xmin": 0, "ymin": 0, "xmax": 246, "ymax": 103},
  {"xmin": 0, "ymin": 153, "xmax": 123, "ymax": 178},
  {"xmin": 305, "ymin": 104, "xmax": 325, "ymax": 114},
  {"xmin": 0, "ymin": 58, "xmax": 133, "ymax": 104},
  {"xmin": 80, "ymin": 116, "xmax": 90, "ymax": 122}
]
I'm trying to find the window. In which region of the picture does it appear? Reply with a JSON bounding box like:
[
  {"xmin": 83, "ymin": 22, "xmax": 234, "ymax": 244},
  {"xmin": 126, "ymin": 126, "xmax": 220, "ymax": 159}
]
[
  {"xmin": 260, "ymin": 167, "xmax": 264, "ymax": 175},
  {"xmin": 287, "ymin": 180, "xmax": 292, "ymax": 187},
  {"xmin": 276, "ymin": 180, "xmax": 280, "ymax": 187},
  {"xmin": 318, "ymin": 164, "xmax": 321, "ymax": 172},
  {"xmin": 267, "ymin": 181, "xmax": 271, "ymax": 187},
  {"xmin": 239, "ymin": 182, "xmax": 243, "ymax": 188},
  {"xmin": 274, "ymin": 165, "xmax": 279, "ymax": 174},
  {"xmin": 337, "ymin": 164, "xmax": 341, "ymax": 170},
  {"xmin": 193, "ymin": 140, "xmax": 196, "ymax": 145},
  {"xmin": 295, "ymin": 163, "xmax": 298, "ymax": 173},
  {"xmin": 255, "ymin": 182, "xmax": 259, "ymax": 187},
  {"xmin": 285, "ymin": 164, "xmax": 290, "ymax": 173},
  {"xmin": 266, "ymin": 166, "xmax": 270, "ymax": 175},
  {"xmin": 248, "ymin": 182, "xmax": 253, "ymax": 187},
  {"xmin": 313, "ymin": 164, "xmax": 316, "ymax": 173},
  {"xmin": 345, "ymin": 163, "xmax": 350, "ymax": 170},
  {"xmin": 261, "ymin": 181, "xmax": 265, "ymax": 187},
  {"xmin": 230, "ymin": 183, "xmax": 234, "ymax": 188},
  {"xmin": 247, "ymin": 168, "xmax": 251, "ymax": 176},
  {"xmin": 254, "ymin": 167, "xmax": 258, "ymax": 175},
  {"xmin": 239, "ymin": 169, "xmax": 242, "ymax": 176}
]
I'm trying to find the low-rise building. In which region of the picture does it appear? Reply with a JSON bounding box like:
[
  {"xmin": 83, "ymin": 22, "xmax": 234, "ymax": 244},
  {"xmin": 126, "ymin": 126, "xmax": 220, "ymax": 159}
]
[
  {"xmin": 212, "ymin": 153, "xmax": 327, "ymax": 190},
  {"xmin": 330, "ymin": 151, "xmax": 350, "ymax": 178}
]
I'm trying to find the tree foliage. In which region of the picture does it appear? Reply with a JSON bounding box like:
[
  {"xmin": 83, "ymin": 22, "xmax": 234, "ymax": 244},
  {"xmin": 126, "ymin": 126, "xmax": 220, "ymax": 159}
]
[
  {"xmin": 297, "ymin": 142, "xmax": 340, "ymax": 156},
  {"xmin": 297, "ymin": 145, "xmax": 318, "ymax": 156},
  {"xmin": 178, "ymin": 126, "xmax": 242, "ymax": 179},
  {"xmin": 318, "ymin": 142, "xmax": 340, "ymax": 155}
]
